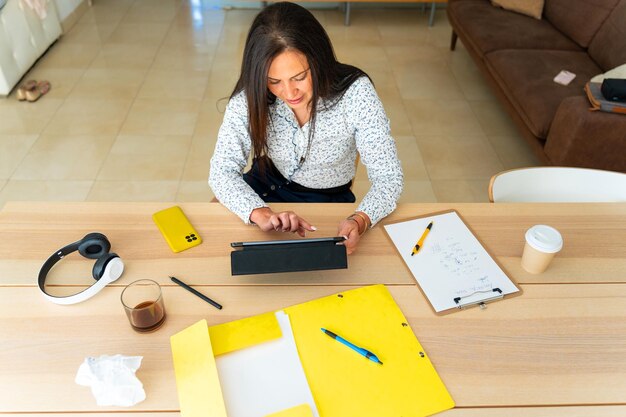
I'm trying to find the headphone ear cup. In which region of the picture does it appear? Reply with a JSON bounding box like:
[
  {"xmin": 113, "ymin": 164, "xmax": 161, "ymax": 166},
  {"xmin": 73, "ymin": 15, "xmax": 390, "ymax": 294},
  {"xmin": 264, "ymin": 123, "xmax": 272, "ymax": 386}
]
[
  {"xmin": 92, "ymin": 253, "xmax": 121, "ymax": 280},
  {"xmin": 78, "ymin": 233, "xmax": 111, "ymax": 259}
]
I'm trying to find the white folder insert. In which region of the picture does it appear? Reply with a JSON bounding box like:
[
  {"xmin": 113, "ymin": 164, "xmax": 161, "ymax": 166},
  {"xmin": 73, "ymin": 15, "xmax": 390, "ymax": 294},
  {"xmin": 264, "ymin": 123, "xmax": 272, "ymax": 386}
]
[{"xmin": 216, "ymin": 311, "xmax": 319, "ymax": 417}]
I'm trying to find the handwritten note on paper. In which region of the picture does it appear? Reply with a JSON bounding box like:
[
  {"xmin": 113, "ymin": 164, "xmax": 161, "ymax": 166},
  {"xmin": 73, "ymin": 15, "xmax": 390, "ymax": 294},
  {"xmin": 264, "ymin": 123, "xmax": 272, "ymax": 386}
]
[{"xmin": 383, "ymin": 211, "xmax": 519, "ymax": 313}]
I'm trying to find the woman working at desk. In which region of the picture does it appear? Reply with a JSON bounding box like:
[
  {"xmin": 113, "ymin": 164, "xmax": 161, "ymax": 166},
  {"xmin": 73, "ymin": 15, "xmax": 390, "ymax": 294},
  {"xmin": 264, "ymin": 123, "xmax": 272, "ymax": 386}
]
[{"xmin": 209, "ymin": 2, "xmax": 403, "ymax": 254}]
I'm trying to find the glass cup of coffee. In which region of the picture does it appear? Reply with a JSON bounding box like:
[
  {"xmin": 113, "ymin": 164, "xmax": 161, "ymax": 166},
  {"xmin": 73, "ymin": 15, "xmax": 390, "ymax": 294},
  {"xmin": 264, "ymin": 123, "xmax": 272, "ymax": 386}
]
[
  {"xmin": 521, "ymin": 225, "xmax": 563, "ymax": 274},
  {"xmin": 121, "ymin": 279, "xmax": 166, "ymax": 332}
]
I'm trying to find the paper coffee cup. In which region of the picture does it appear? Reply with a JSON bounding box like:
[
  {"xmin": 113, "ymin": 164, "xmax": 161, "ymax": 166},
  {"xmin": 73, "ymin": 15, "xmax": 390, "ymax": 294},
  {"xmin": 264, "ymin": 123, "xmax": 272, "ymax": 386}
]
[{"xmin": 521, "ymin": 225, "xmax": 563, "ymax": 274}]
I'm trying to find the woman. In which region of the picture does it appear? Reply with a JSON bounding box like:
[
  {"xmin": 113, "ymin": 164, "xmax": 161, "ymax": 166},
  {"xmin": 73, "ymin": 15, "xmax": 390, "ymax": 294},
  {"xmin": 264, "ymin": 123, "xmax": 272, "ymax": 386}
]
[{"xmin": 209, "ymin": 2, "xmax": 403, "ymax": 254}]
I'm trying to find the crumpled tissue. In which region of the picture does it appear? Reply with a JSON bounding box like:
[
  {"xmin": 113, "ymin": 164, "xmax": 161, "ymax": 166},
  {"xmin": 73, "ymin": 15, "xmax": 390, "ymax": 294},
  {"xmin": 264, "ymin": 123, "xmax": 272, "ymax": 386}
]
[{"xmin": 75, "ymin": 354, "xmax": 146, "ymax": 407}]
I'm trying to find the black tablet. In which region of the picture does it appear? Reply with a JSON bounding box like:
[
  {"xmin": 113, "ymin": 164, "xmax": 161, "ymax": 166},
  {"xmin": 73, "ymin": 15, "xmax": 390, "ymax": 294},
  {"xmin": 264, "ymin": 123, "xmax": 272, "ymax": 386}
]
[
  {"xmin": 230, "ymin": 236, "xmax": 345, "ymax": 248},
  {"xmin": 230, "ymin": 236, "xmax": 348, "ymax": 275}
]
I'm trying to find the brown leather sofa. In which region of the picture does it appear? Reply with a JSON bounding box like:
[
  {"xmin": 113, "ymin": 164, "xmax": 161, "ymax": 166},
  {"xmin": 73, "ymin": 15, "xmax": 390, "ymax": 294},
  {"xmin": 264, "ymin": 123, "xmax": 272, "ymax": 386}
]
[{"xmin": 447, "ymin": 0, "xmax": 626, "ymax": 172}]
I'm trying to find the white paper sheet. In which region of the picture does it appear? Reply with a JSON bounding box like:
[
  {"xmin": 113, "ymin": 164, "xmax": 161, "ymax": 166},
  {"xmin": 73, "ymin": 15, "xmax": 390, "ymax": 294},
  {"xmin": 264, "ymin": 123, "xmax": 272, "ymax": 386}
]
[
  {"xmin": 384, "ymin": 211, "xmax": 519, "ymax": 312},
  {"xmin": 215, "ymin": 311, "xmax": 319, "ymax": 417}
]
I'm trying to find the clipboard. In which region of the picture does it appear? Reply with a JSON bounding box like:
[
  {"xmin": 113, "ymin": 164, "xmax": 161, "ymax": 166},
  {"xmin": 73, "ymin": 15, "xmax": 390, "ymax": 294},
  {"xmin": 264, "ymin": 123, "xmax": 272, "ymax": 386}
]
[
  {"xmin": 170, "ymin": 285, "xmax": 455, "ymax": 417},
  {"xmin": 383, "ymin": 210, "xmax": 522, "ymax": 315}
]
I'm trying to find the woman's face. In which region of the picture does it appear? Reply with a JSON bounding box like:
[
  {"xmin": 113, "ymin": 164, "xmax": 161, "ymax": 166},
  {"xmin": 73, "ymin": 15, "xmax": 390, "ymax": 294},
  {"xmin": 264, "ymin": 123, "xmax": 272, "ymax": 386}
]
[{"xmin": 267, "ymin": 49, "xmax": 313, "ymax": 112}]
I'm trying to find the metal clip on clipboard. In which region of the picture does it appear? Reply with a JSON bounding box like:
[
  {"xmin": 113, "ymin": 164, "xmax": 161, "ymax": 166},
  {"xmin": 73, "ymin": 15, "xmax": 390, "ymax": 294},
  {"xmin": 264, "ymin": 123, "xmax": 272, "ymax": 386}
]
[{"xmin": 453, "ymin": 288, "xmax": 503, "ymax": 310}]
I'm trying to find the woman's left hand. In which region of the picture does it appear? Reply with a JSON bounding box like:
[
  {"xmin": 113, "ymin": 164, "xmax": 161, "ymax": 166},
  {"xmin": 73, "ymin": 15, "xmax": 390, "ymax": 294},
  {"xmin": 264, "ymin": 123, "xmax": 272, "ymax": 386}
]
[{"xmin": 336, "ymin": 219, "xmax": 361, "ymax": 255}]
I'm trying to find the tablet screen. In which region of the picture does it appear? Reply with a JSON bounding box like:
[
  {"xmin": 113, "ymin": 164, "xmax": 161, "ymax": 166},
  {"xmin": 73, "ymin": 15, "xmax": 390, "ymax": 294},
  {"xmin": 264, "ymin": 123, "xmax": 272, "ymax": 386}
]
[{"xmin": 231, "ymin": 236, "xmax": 345, "ymax": 248}]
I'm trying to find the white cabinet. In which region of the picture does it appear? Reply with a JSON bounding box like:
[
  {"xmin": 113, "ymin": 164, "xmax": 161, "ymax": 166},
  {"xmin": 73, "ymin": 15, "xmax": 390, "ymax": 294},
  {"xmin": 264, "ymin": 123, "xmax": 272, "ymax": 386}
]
[{"xmin": 0, "ymin": 0, "xmax": 62, "ymax": 96}]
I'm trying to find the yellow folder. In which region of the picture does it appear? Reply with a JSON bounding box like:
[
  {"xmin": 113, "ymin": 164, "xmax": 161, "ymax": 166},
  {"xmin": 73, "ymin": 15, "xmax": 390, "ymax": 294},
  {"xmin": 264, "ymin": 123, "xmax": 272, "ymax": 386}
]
[{"xmin": 171, "ymin": 285, "xmax": 454, "ymax": 417}]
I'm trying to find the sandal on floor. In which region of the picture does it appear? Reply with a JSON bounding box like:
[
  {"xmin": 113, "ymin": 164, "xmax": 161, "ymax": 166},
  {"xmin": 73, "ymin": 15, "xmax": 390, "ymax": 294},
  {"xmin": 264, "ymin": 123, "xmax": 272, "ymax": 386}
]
[
  {"xmin": 25, "ymin": 80, "xmax": 51, "ymax": 102},
  {"xmin": 16, "ymin": 80, "xmax": 37, "ymax": 101}
]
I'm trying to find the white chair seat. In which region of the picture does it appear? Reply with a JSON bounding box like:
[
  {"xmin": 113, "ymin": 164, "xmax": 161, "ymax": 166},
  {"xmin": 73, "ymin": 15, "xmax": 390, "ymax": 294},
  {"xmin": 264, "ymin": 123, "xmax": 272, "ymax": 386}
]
[{"xmin": 489, "ymin": 167, "xmax": 626, "ymax": 203}]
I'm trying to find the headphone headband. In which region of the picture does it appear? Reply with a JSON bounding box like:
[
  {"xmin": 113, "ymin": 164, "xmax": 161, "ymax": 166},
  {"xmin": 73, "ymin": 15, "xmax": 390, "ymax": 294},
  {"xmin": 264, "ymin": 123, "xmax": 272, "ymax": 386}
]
[{"xmin": 38, "ymin": 233, "xmax": 124, "ymax": 305}]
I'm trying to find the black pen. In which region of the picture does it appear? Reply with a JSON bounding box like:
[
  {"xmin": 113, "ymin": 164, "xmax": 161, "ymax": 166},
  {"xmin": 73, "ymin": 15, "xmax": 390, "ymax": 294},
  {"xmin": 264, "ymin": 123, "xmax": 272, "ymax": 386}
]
[{"xmin": 169, "ymin": 276, "xmax": 223, "ymax": 310}]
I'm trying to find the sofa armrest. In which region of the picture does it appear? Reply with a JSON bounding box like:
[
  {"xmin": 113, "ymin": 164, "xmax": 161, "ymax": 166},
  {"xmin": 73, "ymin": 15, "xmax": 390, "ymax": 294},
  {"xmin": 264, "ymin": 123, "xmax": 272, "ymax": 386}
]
[{"xmin": 546, "ymin": 96, "xmax": 626, "ymax": 172}]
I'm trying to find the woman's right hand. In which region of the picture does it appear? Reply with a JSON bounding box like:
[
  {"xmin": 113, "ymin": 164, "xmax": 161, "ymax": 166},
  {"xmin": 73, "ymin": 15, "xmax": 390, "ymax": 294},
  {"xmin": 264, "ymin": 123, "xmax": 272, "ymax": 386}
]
[{"xmin": 250, "ymin": 207, "xmax": 316, "ymax": 237}]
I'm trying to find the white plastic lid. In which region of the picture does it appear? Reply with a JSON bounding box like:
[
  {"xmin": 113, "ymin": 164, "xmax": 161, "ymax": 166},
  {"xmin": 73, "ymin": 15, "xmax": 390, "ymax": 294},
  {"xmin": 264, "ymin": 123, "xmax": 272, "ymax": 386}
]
[{"xmin": 525, "ymin": 225, "xmax": 563, "ymax": 253}]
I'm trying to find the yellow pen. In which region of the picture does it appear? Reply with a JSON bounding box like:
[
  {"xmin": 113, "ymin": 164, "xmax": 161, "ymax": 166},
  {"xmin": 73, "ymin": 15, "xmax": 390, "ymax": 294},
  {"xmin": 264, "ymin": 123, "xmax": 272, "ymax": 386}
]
[{"xmin": 411, "ymin": 221, "xmax": 433, "ymax": 256}]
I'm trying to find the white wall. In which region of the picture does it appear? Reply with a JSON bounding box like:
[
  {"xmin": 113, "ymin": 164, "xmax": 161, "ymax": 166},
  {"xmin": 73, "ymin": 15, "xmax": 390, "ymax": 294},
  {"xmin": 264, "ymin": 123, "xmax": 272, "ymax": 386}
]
[{"xmin": 54, "ymin": 0, "xmax": 83, "ymax": 21}]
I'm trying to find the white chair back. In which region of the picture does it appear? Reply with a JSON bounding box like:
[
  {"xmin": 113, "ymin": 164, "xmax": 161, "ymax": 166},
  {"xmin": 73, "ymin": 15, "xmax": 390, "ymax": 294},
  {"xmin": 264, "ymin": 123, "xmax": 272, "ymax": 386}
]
[{"xmin": 489, "ymin": 167, "xmax": 626, "ymax": 203}]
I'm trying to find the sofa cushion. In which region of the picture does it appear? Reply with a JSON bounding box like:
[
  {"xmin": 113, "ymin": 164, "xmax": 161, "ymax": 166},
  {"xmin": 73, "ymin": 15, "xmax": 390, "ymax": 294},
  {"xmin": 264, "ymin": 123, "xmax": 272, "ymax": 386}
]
[
  {"xmin": 448, "ymin": 0, "xmax": 581, "ymax": 56},
  {"xmin": 485, "ymin": 50, "xmax": 602, "ymax": 138},
  {"xmin": 543, "ymin": 0, "xmax": 620, "ymax": 48},
  {"xmin": 491, "ymin": 0, "xmax": 544, "ymax": 19},
  {"xmin": 588, "ymin": 0, "xmax": 626, "ymax": 71}
]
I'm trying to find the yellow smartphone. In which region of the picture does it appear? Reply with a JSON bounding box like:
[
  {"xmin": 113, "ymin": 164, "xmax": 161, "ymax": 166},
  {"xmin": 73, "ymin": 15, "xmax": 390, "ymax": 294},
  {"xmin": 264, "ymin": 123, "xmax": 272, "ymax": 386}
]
[{"xmin": 152, "ymin": 206, "xmax": 202, "ymax": 253}]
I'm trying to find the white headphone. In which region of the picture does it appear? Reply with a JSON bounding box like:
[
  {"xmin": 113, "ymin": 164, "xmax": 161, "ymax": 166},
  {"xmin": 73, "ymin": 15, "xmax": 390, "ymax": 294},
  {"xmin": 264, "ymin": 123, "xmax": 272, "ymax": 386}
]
[{"xmin": 38, "ymin": 233, "xmax": 124, "ymax": 305}]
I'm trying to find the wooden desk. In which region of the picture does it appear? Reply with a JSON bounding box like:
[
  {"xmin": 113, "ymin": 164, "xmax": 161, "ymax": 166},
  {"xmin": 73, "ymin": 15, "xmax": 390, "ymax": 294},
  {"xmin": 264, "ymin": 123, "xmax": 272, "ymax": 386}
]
[{"xmin": 1, "ymin": 202, "xmax": 625, "ymax": 416}]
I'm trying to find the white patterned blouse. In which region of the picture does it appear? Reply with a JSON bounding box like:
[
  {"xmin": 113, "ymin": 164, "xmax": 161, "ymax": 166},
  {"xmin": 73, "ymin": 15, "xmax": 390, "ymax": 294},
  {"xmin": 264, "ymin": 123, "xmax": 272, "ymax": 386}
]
[{"xmin": 209, "ymin": 76, "xmax": 403, "ymax": 226}]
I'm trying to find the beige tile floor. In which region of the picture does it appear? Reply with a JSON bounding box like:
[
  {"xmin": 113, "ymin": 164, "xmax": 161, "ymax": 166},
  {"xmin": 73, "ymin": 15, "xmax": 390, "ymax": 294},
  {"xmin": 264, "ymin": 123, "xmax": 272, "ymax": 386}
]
[{"xmin": 0, "ymin": 0, "xmax": 540, "ymax": 209}]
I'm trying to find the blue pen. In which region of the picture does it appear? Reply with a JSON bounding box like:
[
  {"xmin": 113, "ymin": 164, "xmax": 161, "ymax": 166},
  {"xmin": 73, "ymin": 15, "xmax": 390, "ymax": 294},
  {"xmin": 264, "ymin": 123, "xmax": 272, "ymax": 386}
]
[{"xmin": 321, "ymin": 328, "xmax": 383, "ymax": 365}]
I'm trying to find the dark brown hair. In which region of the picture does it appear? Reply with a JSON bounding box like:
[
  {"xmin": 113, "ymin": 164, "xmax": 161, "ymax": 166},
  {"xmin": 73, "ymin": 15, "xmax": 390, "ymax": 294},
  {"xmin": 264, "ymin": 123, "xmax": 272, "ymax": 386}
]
[{"xmin": 231, "ymin": 1, "xmax": 369, "ymax": 166}]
